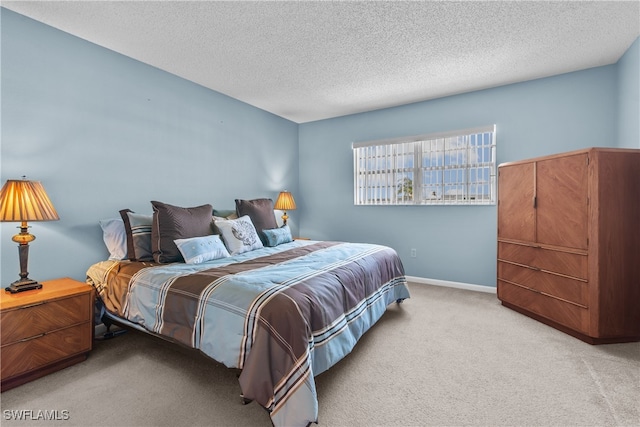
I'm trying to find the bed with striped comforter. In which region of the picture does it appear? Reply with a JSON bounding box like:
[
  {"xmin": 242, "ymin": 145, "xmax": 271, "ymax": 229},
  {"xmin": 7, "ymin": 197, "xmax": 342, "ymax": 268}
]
[{"xmin": 86, "ymin": 239, "xmax": 410, "ymax": 426}]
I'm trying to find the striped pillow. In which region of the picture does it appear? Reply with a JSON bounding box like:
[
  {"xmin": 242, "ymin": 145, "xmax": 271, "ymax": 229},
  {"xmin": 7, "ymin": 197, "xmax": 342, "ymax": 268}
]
[{"xmin": 119, "ymin": 209, "xmax": 153, "ymax": 261}]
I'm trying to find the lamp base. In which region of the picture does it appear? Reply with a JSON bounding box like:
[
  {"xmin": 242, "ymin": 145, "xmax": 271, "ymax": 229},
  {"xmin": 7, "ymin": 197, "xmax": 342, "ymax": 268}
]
[{"xmin": 5, "ymin": 278, "xmax": 43, "ymax": 294}]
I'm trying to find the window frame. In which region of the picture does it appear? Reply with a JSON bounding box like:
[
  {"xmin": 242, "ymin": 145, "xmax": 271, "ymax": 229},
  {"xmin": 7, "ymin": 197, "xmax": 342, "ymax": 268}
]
[{"xmin": 353, "ymin": 125, "xmax": 497, "ymax": 206}]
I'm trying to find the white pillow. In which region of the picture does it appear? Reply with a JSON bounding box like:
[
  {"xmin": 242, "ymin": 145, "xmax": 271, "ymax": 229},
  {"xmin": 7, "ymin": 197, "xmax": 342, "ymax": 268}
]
[
  {"xmin": 214, "ymin": 215, "xmax": 264, "ymax": 255},
  {"xmin": 99, "ymin": 218, "xmax": 127, "ymax": 260},
  {"xmin": 174, "ymin": 234, "xmax": 230, "ymax": 264}
]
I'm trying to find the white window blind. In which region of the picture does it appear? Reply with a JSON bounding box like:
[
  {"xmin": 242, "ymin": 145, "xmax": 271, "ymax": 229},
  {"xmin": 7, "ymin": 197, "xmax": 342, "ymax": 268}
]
[{"xmin": 353, "ymin": 125, "xmax": 496, "ymax": 205}]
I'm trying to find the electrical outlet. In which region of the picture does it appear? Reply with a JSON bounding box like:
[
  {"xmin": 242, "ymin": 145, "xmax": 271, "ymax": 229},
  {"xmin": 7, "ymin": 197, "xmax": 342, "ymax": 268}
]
[{"xmin": 410, "ymin": 248, "xmax": 417, "ymax": 258}]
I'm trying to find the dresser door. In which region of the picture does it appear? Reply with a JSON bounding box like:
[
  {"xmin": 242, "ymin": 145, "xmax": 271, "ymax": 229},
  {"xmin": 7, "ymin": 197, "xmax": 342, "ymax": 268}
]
[
  {"xmin": 498, "ymin": 162, "xmax": 535, "ymax": 242},
  {"xmin": 536, "ymin": 153, "xmax": 589, "ymax": 250}
]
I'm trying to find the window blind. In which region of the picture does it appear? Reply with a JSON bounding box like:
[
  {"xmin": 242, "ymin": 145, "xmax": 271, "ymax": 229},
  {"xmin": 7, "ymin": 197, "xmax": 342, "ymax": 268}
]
[{"xmin": 353, "ymin": 125, "xmax": 496, "ymax": 205}]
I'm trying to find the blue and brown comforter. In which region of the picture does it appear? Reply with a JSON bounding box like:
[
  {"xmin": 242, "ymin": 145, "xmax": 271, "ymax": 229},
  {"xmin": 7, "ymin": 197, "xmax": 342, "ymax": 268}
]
[{"xmin": 86, "ymin": 240, "xmax": 410, "ymax": 426}]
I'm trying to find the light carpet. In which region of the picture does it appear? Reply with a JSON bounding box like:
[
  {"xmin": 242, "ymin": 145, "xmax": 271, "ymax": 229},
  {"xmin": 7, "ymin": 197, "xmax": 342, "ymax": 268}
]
[{"xmin": 1, "ymin": 283, "xmax": 638, "ymax": 426}]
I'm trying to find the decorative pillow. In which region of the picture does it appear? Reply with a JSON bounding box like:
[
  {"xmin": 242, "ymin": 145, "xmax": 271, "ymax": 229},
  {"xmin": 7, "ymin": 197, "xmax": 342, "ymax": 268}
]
[
  {"xmin": 212, "ymin": 209, "xmax": 238, "ymax": 232},
  {"xmin": 151, "ymin": 201, "xmax": 214, "ymax": 264},
  {"xmin": 235, "ymin": 198, "xmax": 277, "ymax": 244},
  {"xmin": 174, "ymin": 234, "xmax": 230, "ymax": 265},
  {"xmin": 119, "ymin": 209, "xmax": 154, "ymax": 261},
  {"xmin": 262, "ymin": 225, "xmax": 293, "ymax": 247},
  {"xmin": 215, "ymin": 215, "xmax": 264, "ymax": 255},
  {"xmin": 98, "ymin": 218, "xmax": 128, "ymax": 260}
]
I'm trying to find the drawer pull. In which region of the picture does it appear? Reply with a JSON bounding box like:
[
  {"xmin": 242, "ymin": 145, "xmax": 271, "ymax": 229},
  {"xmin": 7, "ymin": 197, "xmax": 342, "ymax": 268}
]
[
  {"xmin": 18, "ymin": 332, "xmax": 46, "ymax": 342},
  {"xmin": 20, "ymin": 302, "xmax": 45, "ymax": 309}
]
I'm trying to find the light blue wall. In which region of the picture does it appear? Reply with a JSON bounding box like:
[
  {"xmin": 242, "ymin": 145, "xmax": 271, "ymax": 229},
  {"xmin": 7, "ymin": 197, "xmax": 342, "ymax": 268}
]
[
  {"xmin": 0, "ymin": 9, "xmax": 298, "ymax": 284},
  {"xmin": 298, "ymin": 65, "xmax": 619, "ymax": 287},
  {"xmin": 617, "ymin": 37, "xmax": 640, "ymax": 149},
  {"xmin": 2, "ymin": 9, "xmax": 637, "ymax": 289}
]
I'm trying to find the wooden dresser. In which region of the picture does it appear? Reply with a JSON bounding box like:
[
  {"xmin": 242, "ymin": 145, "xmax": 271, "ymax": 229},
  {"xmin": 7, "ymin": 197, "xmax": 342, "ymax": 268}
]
[
  {"xmin": 0, "ymin": 278, "xmax": 94, "ymax": 391},
  {"xmin": 497, "ymin": 147, "xmax": 640, "ymax": 344}
]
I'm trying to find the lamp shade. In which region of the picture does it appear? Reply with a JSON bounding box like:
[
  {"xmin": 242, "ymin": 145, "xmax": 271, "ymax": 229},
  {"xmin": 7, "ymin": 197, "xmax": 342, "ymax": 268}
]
[
  {"xmin": 274, "ymin": 191, "xmax": 296, "ymax": 211},
  {"xmin": 0, "ymin": 179, "xmax": 59, "ymax": 222}
]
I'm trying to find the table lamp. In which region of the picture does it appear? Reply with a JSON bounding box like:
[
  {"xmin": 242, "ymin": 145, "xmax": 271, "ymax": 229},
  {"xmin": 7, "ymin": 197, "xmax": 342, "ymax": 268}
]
[
  {"xmin": 0, "ymin": 178, "xmax": 59, "ymax": 293},
  {"xmin": 274, "ymin": 191, "xmax": 296, "ymax": 225}
]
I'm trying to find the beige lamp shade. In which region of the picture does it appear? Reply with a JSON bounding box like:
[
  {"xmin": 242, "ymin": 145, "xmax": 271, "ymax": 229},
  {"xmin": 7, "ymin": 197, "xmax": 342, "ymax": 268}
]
[
  {"xmin": 274, "ymin": 191, "xmax": 297, "ymax": 211},
  {"xmin": 0, "ymin": 179, "xmax": 59, "ymax": 222}
]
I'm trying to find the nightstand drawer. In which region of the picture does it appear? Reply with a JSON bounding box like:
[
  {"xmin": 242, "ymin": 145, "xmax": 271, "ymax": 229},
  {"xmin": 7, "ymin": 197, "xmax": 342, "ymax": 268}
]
[
  {"xmin": 0, "ymin": 322, "xmax": 92, "ymax": 380},
  {"xmin": 0, "ymin": 293, "xmax": 91, "ymax": 343}
]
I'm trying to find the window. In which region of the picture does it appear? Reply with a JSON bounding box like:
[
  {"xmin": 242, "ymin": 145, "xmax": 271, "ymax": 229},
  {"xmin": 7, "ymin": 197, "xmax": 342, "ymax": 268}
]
[{"xmin": 353, "ymin": 125, "xmax": 496, "ymax": 205}]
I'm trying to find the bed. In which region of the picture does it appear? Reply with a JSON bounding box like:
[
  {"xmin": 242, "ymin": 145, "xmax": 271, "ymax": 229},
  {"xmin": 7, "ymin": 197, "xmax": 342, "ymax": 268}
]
[{"xmin": 87, "ymin": 200, "xmax": 410, "ymax": 426}]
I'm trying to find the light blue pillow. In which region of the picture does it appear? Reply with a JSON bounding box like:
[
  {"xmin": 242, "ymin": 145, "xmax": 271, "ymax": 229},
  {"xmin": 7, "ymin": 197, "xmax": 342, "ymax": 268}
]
[
  {"xmin": 173, "ymin": 234, "xmax": 230, "ymax": 264},
  {"xmin": 262, "ymin": 225, "xmax": 293, "ymax": 247}
]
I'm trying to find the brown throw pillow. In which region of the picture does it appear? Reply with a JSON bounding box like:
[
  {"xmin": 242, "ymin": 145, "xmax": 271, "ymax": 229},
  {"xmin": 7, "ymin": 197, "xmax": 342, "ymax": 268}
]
[
  {"xmin": 235, "ymin": 198, "xmax": 278, "ymax": 243},
  {"xmin": 151, "ymin": 201, "xmax": 214, "ymax": 263}
]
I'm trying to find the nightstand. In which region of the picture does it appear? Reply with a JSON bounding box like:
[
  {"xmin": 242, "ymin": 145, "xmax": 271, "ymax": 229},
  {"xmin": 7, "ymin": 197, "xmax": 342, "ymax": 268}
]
[{"xmin": 0, "ymin": 277, "xmax": 94, "ymax": 391}]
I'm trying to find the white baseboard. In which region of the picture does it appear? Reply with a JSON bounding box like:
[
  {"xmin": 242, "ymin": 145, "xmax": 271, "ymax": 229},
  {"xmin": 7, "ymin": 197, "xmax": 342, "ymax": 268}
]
[{"xmin": 405, "ymin": 276, "xmax": 497, "ymax": 294}]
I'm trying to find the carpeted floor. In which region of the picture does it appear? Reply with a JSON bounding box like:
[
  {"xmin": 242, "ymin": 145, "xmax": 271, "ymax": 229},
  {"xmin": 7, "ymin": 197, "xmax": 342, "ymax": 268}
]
[{"xmin": 1, "ymin": 283, "xmax": 638, "ymax": 426}]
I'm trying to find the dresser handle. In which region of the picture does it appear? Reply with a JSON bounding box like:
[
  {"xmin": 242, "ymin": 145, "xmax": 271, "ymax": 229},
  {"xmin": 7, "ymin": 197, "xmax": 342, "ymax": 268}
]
[
  {"xmin": 20, "ymin": 301, "xmax": 45, "ymax": 309},
  {"xmin": 18, "ymin": 333, "xmax": 46, "ymax": 342}
]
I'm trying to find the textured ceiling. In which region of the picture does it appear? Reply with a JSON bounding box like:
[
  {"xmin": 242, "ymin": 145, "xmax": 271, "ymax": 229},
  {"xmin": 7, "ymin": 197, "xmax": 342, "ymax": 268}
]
[{"xmin": 2, "ymin": 1, "xmax": 639, "ymax": 123}]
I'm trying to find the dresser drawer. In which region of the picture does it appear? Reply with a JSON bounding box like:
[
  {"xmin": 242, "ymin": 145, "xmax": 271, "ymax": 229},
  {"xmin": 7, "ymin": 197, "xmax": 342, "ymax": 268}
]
[
  {"xmin": 498, "ymin": 280, "xmax": 589, "ymax": 334},
  {"xmin": 498, "ymin": 241, "xmax": 587, "ymax": 280},
  {"xmin": 0, "ymin": 322, "xmax": 92, "ymax": 380},
  {"xmin": 498, "ymin": 261, "xmax": 588, "ymax": 307},
  {"xmin": 0, "ymin": 293, "xmax": 91, "ymax": 344}
]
